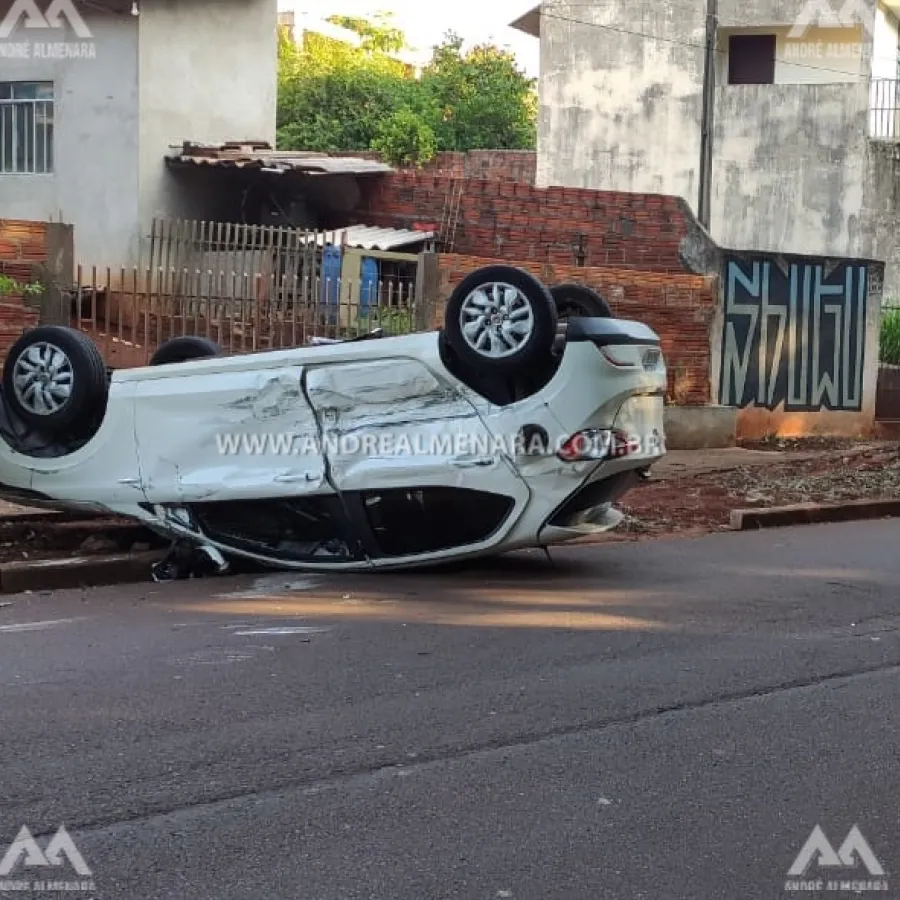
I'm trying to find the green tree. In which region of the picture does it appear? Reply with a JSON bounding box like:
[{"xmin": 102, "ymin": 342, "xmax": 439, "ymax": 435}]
[
  {"xmin": 276, "ymin": 21, "xmax": 537, "ymax": 156},
  {"xmin": 419, "ymin": 33, "xmax": 537, "ymax": 151},
  {"xmin": 276, "ymin": 17, "xmax": 412, "ymax": 152},
  {"xmin": 371, "ymin": 107, "xmax": 437, "ymax": 167}
]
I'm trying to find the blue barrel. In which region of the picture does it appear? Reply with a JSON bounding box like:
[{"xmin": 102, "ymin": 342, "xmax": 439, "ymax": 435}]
[
  {"xmin": 360, "ymin": 256, "xmax": 379, "ymax": 317},
  {"xmin": 320, "ymin": 244, "xmax": 341, "ymax": 324}
]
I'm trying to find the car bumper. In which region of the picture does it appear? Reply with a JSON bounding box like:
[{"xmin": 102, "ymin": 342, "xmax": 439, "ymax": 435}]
[
  {"xmin": 537, "ymin": 505, "xmax": 626, "ymax": 544},
  {"xmin": 536, "ymin": 468, "xmax": 640, "ymax": 545}
]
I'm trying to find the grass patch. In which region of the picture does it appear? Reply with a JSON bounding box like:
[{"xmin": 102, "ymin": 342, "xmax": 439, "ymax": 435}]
[
  {"xmin": 881, "ymin": 308, "xmax": 900, "ymax": 364},
  {"xmin": 360, "ymin": 307, "xmax": 413, "ymax": 335}
]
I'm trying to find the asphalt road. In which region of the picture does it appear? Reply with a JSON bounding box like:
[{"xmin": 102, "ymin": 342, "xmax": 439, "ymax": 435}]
[{"xmin": 1, "ymin": 522, "xmax": 900, "ymax": 899}]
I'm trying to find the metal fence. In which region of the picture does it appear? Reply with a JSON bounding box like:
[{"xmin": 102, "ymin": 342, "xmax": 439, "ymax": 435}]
[
  {"xmin": 870, "ymin": 78, "xmax": 900, "ymax": 139},
  {"xmin": 68, "ymin": 263, "xmax": 421, "ymax": 369},
  {"xmin": 148, "ymin": 218, "xmax": 321, "ymax": 297},
  {"xmin": 147, "ymin": 218, "xmax": 420, "ymax": 307}
]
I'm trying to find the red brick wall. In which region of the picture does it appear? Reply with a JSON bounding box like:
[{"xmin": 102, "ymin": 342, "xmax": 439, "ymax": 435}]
[
  {"xmin": 435, "ymin": 151, "xmax": 536, "ymax": 183},
  {"xmin": 436, "ymin": 254, "xmax": 717, "ymax": 405},
  {"xmin": 0, "ymin": 220, "xmax": 44, "ymax": 358},
  {"xmin": 357, "ymin": 173, "xmax": 698, "ymax": 273},
  {"xmin": 0, "ymin": 219, "xmax": 48, "ymax": 271},
  {"xmin": 334, "ymin": 150, "xmax": 536, "ymax": 183}
]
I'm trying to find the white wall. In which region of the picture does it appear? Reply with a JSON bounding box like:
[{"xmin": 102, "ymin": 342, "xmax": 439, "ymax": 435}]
[
  {"xmin": 872, "ymin": 4, "xmax": 899, "ymax": 78},
  {"xmin": 535, "ymin": 0, "xmax": 889, "ymax": 267},
  {"xmin": 712, "ymin": 82, "xmax": 870, "ymax": 256},
  {"xmin": 0, "ymin": 11, "xmax": 141, "ymax": 267},
  {"xmin": 535, "ymin": 0, "xmax": 869, "ymax": 209},
  {"xmin": 862, "ymin": 141, "xmax": 900, "ymax": 302},
  {"xmin": 0, "ymin": 0, "xmax": 279, "ymax": 270},
  {"xmin": 536, "ymin": 0, "xmax": 705, "ymax": 204},
  {"xmin": 137, "ymin": 0, "xmax": 278, "ymax": 261}
]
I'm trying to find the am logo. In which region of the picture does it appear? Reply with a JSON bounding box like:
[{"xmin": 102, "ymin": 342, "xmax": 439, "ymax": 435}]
[{"xmin": 0, "ymin": 825, "xmax": 92, "ymax": 878}]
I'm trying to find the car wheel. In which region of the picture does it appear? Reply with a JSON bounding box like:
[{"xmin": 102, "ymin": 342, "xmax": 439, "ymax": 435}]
[
  {"xmin": 2, "ymin": 326, "xmax": 108, "ymax": 431},
  {"xmin": 149, "ymin": 335, "xmax": 221, "ymax": 366},
  {"xmin": 549, "ymin": 283, "xmax": 613, "ymax": 319},
  {"xmin": 444, "ymin": 265, "xmax": 558, "ymax": 376}
]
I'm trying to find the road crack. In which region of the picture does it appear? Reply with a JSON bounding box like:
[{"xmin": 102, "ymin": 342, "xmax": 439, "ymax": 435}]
[{"xmin": 27, "ymin": 658, "xmax": 900, "ymax": 839}]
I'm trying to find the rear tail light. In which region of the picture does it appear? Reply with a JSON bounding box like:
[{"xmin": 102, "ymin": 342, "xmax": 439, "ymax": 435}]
[
  {"xmin": 556, "ymin": 428, "xmax": 640, "ymax": 462},
  {"xmin": 599, "ymin": 346, "xmax": 662, "ymax": 370}
]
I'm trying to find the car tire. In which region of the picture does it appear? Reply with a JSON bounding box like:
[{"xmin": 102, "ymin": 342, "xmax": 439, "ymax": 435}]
[
  {"xmin": 443, "ymin": 265, "xmax": 558, "ymax": 376},
  {"xmin": 149, "ymin": 335, "xmax": 222, "ymax": 366},
  {"xmin": 2, "ymin": 325, "xmax": 109, "ymax": 431},
  {"xmin": 549, "ymin": 283, "xmax": 613, "ymax": 319}
]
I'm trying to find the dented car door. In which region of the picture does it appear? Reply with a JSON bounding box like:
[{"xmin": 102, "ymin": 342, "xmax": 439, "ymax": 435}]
[
  {"xmin": 133, "ymin": 362, "xmax": 327, "ymax": 503},
  {"xmin": 303, "ymin": 356, "xmax": 531, "ymax": 564}
]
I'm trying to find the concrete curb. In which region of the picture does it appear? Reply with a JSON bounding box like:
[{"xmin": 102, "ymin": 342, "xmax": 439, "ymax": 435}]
[
  {"xmin": 3, "ymin": 498, "xmax": 896, "ymax": 592},
  {"xmin": 0, "ymin": 510, "xmax": 124, "ymax": 524},
  {"xmin": 729, "ymin": 499, "xmax": 900, "ymax": 531},
  {"xmin": 0, "ymin": 551, "xmax": 165, "ymax": 594}
]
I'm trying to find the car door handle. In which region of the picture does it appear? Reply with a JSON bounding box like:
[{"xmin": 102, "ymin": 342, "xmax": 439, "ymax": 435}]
[
  {"xmin": 273, "ymin": 472, "xmax": 320, "ymax": 483},
  {"xmin": 117, "ymin": 478, "xmax": 141, "ymax": 486},
  {"xmin": 451, "ymin": 456, "xmax": 495, "ymax": 468}
]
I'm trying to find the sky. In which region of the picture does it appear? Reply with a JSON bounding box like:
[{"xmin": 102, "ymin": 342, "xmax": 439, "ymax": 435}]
[{"xmin": 279, "ymin": 0, "xmax": 540, "ymax": 77}]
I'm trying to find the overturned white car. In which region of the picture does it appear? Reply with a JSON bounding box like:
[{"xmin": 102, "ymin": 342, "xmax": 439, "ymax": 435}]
[{"xmin": 0, "ymin": 265, "xmax": 666, "ymax": 577}]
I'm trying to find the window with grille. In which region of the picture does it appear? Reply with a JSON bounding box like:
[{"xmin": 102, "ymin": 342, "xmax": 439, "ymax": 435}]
[{"xmin": 0, "ymin": 82, "xmax": 54, "ymax": 174}]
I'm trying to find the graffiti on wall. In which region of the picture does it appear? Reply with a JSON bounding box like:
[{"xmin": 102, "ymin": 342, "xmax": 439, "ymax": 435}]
[{"xmin": 719, "ymin": 256, "xmax": 868, "ymax": 412}]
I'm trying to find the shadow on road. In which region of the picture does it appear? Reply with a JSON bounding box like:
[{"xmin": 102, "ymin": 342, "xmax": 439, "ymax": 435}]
[{"xmin": 150, "ymin": 523, "xmax": 900, "ymax": 636}]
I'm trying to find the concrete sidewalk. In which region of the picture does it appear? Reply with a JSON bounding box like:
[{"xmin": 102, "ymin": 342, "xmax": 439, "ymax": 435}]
[
  {"xmin": 653, "ymin": 440, "xmax": 894, "ymax": 479},
  {"xmin": 652, "ymin": 447, "xmax": 820, "ymax": 479}
]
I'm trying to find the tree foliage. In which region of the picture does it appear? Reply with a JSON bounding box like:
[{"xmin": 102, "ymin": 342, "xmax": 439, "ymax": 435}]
[
  {"xmin": 370, "ymin": 107, "xmax": 438, "ymax": 167},
  {"xmin": 276, "ymin": 17, "xmax": 536, "ymax": 165},
  {"xmin": 419, "ymin": 33, "xmax": 537, "ymax": 152},
  {"xmin": 325, "ymin": 13, "xmax": 405, "ymax": 53}
]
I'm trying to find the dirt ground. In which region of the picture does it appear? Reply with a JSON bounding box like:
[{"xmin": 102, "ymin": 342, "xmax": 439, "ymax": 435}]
[
  {"xmin": 0, "ymin": 438, "xmax": 896, "ymax": 561},
  {"xmin": 0, "ymin": 514, "xmax": 163, "ymax": 564},
  {"xmin": 610, "ymin": 438, "xmax": 900, "ymax": 541}
]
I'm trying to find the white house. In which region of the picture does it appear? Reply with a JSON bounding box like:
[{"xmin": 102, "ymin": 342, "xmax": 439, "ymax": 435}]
[
  {"xmin": 511, "ymin": 0, "xmax": 900, "ymax": 295},
  {"xmin": 0, "ymin": 0, "xmax": 278, "ymax": 268}
]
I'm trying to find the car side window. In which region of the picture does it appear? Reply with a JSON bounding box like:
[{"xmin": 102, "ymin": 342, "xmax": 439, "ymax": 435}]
[{"xmin": 361, "ymin": 487, "xmax": 514, "ymax": 556}]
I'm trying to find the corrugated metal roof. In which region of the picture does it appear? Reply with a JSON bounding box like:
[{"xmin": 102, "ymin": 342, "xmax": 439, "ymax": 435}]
[
  {"xmin": 300, "ymin": 225, "xmax": 435, "ymax": 250},
  {"xmin": 165, "ymin": 143, "xmax": 394, "ymax": 176}
]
